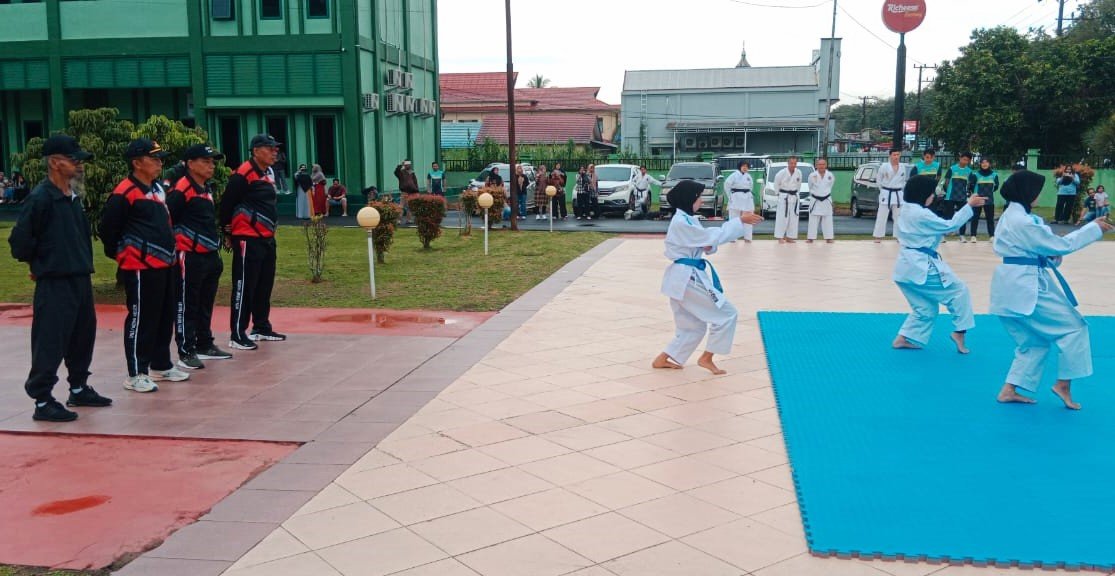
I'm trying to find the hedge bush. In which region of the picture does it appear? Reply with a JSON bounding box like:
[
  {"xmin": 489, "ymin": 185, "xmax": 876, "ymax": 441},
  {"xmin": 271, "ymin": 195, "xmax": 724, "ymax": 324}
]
[
  {"xmin": 408, "ymin": 194, "xmax": 448, "ymax": 249},
  {"xmin": 367, "ymin": 199, "xmax": 401, "ymax": 264}
]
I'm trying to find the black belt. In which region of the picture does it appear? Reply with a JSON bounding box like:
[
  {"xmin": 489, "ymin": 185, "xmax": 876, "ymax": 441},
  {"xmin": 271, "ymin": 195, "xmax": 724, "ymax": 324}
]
[
  {"xmin": 730, "ymin": 188, "xmax": 752, "ymax": 193},
  {"xmin": 779, "ymin": 189, "xmax": 798, "ymax": 194},
  {"xmin": 809, "ymin": 194, "xmax": 831, "ymax": 214},
  {"xmin": 780, "ymin": 190, "xmax": 798, "ymax": 219},
  {"xmin": 883, "ymin": 187, "xmax": 902, "ymax": 207}
]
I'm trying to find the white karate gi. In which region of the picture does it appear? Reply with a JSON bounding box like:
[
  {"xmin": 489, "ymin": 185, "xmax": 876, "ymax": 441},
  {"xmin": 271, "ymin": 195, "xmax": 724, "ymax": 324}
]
[
  {"xmin": 990, "ymin": 203, "xmax": 1105, "ymax": 391},
  {"xmin": 773, "ymin": 168, "xmax": 803, "ymax": 239},
  {"xmin": 807, "ymin": 169, "xmax": 836, "ymax": 240},
  {"xmin": 724, "ymin": 170, "xmax": 755, "ymax": 241},
  {"xmin": 893, "ymin": 202, "xmax": 976, "ymax": 345},
  {"xmin": 661, "ymin": 211, "xmax": 745, "ymax": 364},
  {"xmin": 874, "ymin": 162, "xmax": 909, "ymax": 238}
]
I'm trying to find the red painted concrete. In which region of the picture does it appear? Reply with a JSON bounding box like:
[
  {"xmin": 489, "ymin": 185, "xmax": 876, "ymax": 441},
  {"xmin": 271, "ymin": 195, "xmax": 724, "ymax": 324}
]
[
  {"xmin": 0, "ymin": 433, "xmax": 295, "ymax": 570},
  {"xmin": 0, "ymin": 304, "xmax": 493, "ymax": 338}
]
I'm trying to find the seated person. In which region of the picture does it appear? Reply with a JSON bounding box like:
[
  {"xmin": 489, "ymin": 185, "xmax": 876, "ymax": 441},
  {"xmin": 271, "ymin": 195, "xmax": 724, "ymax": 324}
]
[{"xmin": 327, "ymin": 178, "xmax": 348, "ymax": 216}]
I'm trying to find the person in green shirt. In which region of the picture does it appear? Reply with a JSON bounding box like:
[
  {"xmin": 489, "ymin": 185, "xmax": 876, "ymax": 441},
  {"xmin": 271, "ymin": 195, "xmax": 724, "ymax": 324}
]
[
  {"xmin": 966, "ymin": 157, "xmax": 999, "ymax": 241},
  {"xmin": 941, "ymin": 152, "xmax": 974, "ymax": 236},
  {"xmin": 910, "ymin": 148, "xmax": 942, "ymax": 184},
  {"xmin": 427, "ymin": 162, "xmax": 445, "ymax": 196}
]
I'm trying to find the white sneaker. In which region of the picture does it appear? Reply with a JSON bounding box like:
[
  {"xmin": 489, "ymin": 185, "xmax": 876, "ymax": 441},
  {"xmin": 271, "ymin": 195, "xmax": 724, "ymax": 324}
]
[
  {"xmin": 960, "ymin": 237, "xmax": 968, "ymax": 243},
  {"xmin": 124, "ymin": 374, "xmax": 158, "ymax": 393},
  {"xmin": 970, "ymin": 236, "xmax": 977, "ymax": 243},
  {"xmin": 151, "ymin": 367, "xmax": 190, "ymax": 382},
  {"xmin": 534, "ymin": 215, "xmax": 541, "ymax": 220}
]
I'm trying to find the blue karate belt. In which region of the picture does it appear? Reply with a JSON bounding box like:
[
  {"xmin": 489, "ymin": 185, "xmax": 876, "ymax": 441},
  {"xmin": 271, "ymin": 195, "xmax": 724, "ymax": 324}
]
[
  {"xmin": 675, "ymin": 258, "xmax": 722, "ymax": 292},
  {"xmin": 903, "ymin": 246, "xmax": 940, "ymax": 259},
  {"xmin": 1003, "ymin": 256, "xmax": 1078, "ymax": 306}
]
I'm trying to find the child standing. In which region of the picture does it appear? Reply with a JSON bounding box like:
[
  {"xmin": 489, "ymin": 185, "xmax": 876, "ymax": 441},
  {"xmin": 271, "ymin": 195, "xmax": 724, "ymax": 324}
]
[
  {"xmin": 892, "ymin": 176, "xmax": 987, "ymax": 354},
  {"xmin": 993, "ymin": 171, "xmax": 1113, "ymax": 409},
  {"xmin": 653, "ymin": 181, "xmax": 763, "ymax": 375}
]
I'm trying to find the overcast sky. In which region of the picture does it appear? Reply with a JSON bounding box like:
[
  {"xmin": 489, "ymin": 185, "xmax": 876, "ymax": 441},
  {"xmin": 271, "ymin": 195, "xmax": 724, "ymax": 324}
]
[{"xmin": 437, "ymin": 0, "xmax": 1083, "ymax": 105}]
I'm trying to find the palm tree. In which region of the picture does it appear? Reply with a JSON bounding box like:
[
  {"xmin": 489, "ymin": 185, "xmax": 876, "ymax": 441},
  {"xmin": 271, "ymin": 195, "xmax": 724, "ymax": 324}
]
[{"xmin": 527, "ymin": 74, "xmax": 551, "ymax": 88}]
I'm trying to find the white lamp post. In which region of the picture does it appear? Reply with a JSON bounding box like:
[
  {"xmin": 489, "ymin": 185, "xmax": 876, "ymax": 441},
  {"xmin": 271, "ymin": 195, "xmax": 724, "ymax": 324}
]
[
  {"xmin": 545, "ymin": 185, "xmax": 557, "ymax": 232},
  {"xmin": 478, "ymin": 192, "xmax": 494, "ymax": 255},
  {"xmin": 356, "ymin": 206, "xmax": 381, "ymax": 299}
]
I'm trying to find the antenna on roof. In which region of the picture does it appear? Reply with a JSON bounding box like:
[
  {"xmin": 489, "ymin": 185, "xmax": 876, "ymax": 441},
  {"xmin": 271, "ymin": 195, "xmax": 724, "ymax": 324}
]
[{"xmin": 736, "ymin": 41, "xmax": 751, "ymax": 68}]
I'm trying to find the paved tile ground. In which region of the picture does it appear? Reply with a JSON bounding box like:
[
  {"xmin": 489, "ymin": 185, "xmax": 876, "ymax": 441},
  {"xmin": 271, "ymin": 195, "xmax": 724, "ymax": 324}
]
[{"xmin": 216, "ymin": 238, "xmax": 1115, "ymax": 576}]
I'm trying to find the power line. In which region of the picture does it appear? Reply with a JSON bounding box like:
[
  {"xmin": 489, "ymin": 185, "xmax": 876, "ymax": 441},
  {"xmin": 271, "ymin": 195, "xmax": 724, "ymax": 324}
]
[
  {"xmin": 725, "ymin": 0, "xmax": 828, "ymax": 8},
  {"xmin": 836, "ymin": 4, "xmax": 926, "ymax": 66}
]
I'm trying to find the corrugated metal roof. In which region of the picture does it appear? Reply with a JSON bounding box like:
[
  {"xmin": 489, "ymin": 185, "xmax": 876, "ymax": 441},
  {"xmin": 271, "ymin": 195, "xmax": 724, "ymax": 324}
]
[
  {"xmin": 441, "ymin": 122, "xmax": 482, "ymax": 149},
  {"xmin": 478, "ymin": 113, "xmax": 600, "ymax": 145},
  {"xmin": 622, "ymin": 66, "xmax": 817, "ymax": 92}
]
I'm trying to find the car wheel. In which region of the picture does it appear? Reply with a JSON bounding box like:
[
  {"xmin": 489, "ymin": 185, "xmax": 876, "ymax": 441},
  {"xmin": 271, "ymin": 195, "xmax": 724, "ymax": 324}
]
[{"xmin": 851, "ymin": 198, "xmax": 861, "ymax": 218}]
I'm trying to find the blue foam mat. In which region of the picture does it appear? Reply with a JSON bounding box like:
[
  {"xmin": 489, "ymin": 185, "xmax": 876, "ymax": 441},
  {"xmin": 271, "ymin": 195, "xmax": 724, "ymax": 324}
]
[{"xmin": 758, "ymin": 311, "xmax": 1115, "ymax": 571}]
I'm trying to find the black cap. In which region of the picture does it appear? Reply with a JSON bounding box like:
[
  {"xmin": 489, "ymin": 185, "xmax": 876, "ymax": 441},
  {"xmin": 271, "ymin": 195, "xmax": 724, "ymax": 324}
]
[
  {"xmin": 249, "ymin": 133, "xmax": 282, "ymax": 149},
  {"xmin": 183, "ymin": 144, "xmax": 225, "ymax": 161},
  {"xmin": 124, "ymin": 138, "xmax": 169, "ymax": 159},
  {"xmin": 41, "ymin": 134, "xmax": 93, "ymax": 161}
]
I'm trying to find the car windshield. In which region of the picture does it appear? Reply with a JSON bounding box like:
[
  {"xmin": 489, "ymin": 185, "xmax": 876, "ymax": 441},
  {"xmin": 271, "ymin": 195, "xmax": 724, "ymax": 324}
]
[
  {"xmin": 667, "ymin": 164, "xmax": 715, "ymax": 180},
  {"xmin": 719, "ymin": 157, "xmax": 766, "ymax": 171},
  {"xmin": 595, "ymin": 167, "xmax": 631, "ymax": 181},
  {"xmin": 769, "ymin": 165, "xmax": 815, "ymax": 182}
]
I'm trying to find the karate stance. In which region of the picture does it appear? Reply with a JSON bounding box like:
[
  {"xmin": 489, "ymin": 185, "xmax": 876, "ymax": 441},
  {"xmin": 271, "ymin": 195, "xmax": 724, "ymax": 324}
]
[
  {"xmin": 653, "ymin": 181, "xmax": 763, "ymax": 375},
  {"xmin": 773, "ymin": 156, "xmax": 803, "ymax": 243},
  {"xmin": 992, "ymin": 171, "xmax": 1113, "ymax": 409},
  {"xmin": 892, "ymin": 176, "xmax": 986, "ymax": 354},
  {"xmin": 724, "ymin": 161, "xmax": 755, "ymax": 242},
  {"xmin": 874, "ymin": 149, "xmax": 908, "ymax": 242},
  {"xmin": 806, "ymin": 158, "xmax": 836, "ymax": 243}
]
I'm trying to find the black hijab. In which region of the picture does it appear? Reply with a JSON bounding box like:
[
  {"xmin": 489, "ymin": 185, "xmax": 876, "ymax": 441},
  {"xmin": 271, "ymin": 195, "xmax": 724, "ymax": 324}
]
[
  {"xmin": 1000, "ymin": 170, "xmax": 1045, "ymax": 213},
  {"xmin": 667, "ymin": 180, "xmax": 704, "ymax": 216},
  {"xmin": 903, "ymin": 175, "xmax": 938, "ymax": 206}
]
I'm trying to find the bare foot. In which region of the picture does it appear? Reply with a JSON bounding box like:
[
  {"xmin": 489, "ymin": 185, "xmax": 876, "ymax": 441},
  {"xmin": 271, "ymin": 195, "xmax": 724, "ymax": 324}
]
[
  {"xmin": 873, "ymin": 239, "xmax": 882, "ymax": 244},
  {"xmin": 826, "ymin": 239, "xmax": 835, "ymax": 244},
  {"xmin": 950, "ymin": 331, "xmax": 970, "ymax": 354},
  {"xmin": 998, "ymin": 384, "xmax": 1037, "ymax": 405},
  {"xmin": 744, "ymin": 240, "xmax": 752, "ymax": 244},
  {"xmin": 892, "ymin": 335, "xmax": 921, "ymax": 350},
  {"xmin": 652, "ymin": 352, "xmax": 683, "ymax": 370},
  {"xmin": 1052, "ymin": 381, "xmax": 1081, "ymax": 410},
  {"xmin": 786, "ymin": 239, "xmax": 797, "ymax": 244},
  {"xmin": 806, "ymin": 240, "xmax": 814, "ymax": 244},
  {"xmin": 697, "ymin": 352, "xmax": 727, "ymax": 375},
  {"xmin": 778, "ymin": 238, "xmax": 787, "ymax": 244}
]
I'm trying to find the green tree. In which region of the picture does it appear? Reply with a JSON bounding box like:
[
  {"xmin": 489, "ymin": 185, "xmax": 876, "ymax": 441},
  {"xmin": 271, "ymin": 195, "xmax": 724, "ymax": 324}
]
[
  {"xmin": 1065, "ymin": 0, "xmax": 1115, "ymax": 42},
  {"xmin": 526, "ymin": 74, "xmax": 550, "ymax": 88},
  {"xmin": 1087, "ymin": 113, "xmax": 1115, "ymax": 158}
]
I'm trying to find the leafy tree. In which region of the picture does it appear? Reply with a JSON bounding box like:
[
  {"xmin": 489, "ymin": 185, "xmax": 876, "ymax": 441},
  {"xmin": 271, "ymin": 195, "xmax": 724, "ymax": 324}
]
[
  {"xmin": 1087, "ymin": 113, "xmax": 1115, "ymax": 159},
  {"xmin": 1065, "ymin": 0, "xmax": 1115, "ymax": 42},
  {"xmin": 526, "ymin": 74, "xmax": 551, "ymax": 88}
]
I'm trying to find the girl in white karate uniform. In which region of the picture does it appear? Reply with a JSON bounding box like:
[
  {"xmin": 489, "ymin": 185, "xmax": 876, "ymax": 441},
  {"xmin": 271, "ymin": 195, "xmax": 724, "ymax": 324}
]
[
  {"xmin": 653, "ymin": 181, "xmax": 764, "ymax": 375},
  {"xmin": 992, "ymin": 171, "xmax": 1113, "ymax": 409},
  {"xmin": 892, "ymin": 176, "xmax": 987, "ymax": 354}
]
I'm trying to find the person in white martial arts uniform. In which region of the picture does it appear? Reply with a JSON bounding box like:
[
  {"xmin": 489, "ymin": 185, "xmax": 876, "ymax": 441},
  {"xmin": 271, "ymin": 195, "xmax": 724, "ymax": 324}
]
[
  {"xmin": 891, "ymin": 175, "xmax": 987, "ymax": 354},
  {"xmin": 806, "ymin": 158, "xmax": 836, "ymax": 243},
  {"xmin": 874, "ymin": 149, "xmax": 909, "ymax": 242},
  {"xmin": 991, "ymin": 170, "xmax": 1113, "ymax": 410},
  {"xmin": 724, "ymin": 161, "xmax": 755, "ymax": 243},
  {"xmin": 653, "ymin": 181, "xmax": 764, "ymax": 375},
  {"xmin": 773, "ymin": 156, "xmax": 803, "ymax": 243}
]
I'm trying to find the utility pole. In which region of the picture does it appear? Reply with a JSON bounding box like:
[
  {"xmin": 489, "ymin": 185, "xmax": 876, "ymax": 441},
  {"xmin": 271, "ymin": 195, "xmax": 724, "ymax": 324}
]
[
  {"xmin": 504, "ymin": 0, "xmax": 518, "ymax": 231},
  {"xmin": 820, "ymin": 0, "xmax": 837, "ymax": 156},
  {"xmin": 859, "ymin": 96, "xmax": 877, "ymax": 132},
  {"xmin": 1056, "ymin": 0, "xmax": 1067, "ymax": 35},
  {"xmin": 913, "ymin": 64, "xmax": 936, "ymax": 145}
]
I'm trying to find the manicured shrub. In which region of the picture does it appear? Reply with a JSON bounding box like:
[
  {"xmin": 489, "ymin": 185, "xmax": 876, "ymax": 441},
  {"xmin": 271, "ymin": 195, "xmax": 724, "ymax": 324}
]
[
  {"xmin": 367, "ymin": 199, "xmax": 401, "ymax": 264},
  {"xmin": 408, "ymin": 194, "xmax": 448, "ymax": 249}
]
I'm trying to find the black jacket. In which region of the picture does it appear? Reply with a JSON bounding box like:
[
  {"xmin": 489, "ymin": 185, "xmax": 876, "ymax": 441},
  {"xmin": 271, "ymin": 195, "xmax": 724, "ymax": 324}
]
[
  {"xmin": 8, "ymin": 179, "xmax": 95, "ymax": 279},
  {"xmin": 99, "ymin": 175, "xmax": 176, "ymax": 270},
  {"xmin": 167, "ymin": 175, "xmax": 221, "ymax": 253},
  {"xmin": 220, "ymin": 160, "xmax": 278, "ymax": 238}
]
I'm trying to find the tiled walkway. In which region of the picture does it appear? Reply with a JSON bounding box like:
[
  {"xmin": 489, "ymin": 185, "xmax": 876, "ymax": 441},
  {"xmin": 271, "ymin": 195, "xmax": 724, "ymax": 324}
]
[{"xmin": 149, "ymin": 239, "xmax": 1115, "ymax": 575}]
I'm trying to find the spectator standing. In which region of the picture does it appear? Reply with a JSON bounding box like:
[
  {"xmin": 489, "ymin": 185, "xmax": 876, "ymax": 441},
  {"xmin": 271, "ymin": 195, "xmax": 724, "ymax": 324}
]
[
  {"xmin": 9, "ymin": 135, "xmax": 111, "ymax": 421},
  {"xmin": 12, "ymin": 172, "xmax": 28, "ymax": 203},
  {"xmin": 274, "ymin": 150, "xmax": 289, "ymax": 193},
  {"xmin": 327, "ymin": 178, "xmax": 348, "ymax": 217},
  {"xmin": 100, "ymin": 139, "xmax": 188, "ymax": 393},
  {"xmin": 167, "ymin": 144, "xmax": 233, "ymax": 370},
  {"xmin": 294, "ymin": 163, "xmax": 312, "ymax": 220},
  {"xmin": 966, "ymin": 158, "xmax": 999, "ymax": 241},
  {"xmin": 220, "ymin": 134, "xmax": 286, "ymax": 349},
  {"xmin": 550, "ymin": 162, "xmax": 568, "ymax": 221},
  {"xmin": 534, "ymin": 165, "xmax": 549, "ymax": 220},
  {"xmin": 485, "ymin": 166, "xmax": 504, "ymax": 189},
  {"xmin": 427, "ymin": 162, "xmax": 445, "ymax": 196},
  {"xmin": 1054, "ymin": 165, "xmax": 1080, "ymax": 224},
  {"xmin": 513, "ymin": 165, "xmax": 529, "ymax": 220},
  {"xmin": 581, "ymin": 164, "xmax": 599, "ymax": 220},
  {"xmin": 941, "ymin": 152, "xmax": 975, "ymax": 236},
  {"xmin": 396, "ymin": 160, "xmax": 420, "ymax": 224},
  {"xmin": 309, "ymin": 164, "xmax": 327, "ymax": 218},
  {"xmin": 873, "ymin": 149, "xmax": 908, "ymax": 242}
]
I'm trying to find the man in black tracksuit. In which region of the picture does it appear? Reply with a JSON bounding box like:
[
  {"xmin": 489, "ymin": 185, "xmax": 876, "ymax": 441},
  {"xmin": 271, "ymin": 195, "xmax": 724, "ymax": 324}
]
[
  {"xmin": 220, "ymin": 133, "xmax": 286, "ymax": 349},
  {"xmin": 9, "ymin": 135, "xmax": 112, "ymax": 422},
  {"xmin": 168, "ymin": 144, "xmax": 233, "ymax": 369},
  {"xmin": 100, "ymin": 139, "xmax": 189, "ymax": 393}
]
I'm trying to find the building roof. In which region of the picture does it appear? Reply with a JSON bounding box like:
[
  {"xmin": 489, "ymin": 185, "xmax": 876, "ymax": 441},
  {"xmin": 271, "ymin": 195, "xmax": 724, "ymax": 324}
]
[
  {"xmin": 477, "ymin": 113, "xmax": 603, "ymax": 146},
  {"xmin": 440, "ymin": 72, "xmax": 517, "ymax": 104},
  {"xmin": 513, "ymin": 87, "xmax": 617, "ymax": 111},
  {"xmin": 441, "ymin": 122, "xmax": 482, "ymax": 149},
  {"xmin": 622, "ymin": 66, "xmax": 817, "ymax": 93}
]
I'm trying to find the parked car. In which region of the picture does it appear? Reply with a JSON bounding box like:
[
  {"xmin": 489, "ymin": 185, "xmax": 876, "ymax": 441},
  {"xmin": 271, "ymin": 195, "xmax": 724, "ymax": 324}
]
[
  {"xmin": 659, "ymin": 162, "xmax": 722, "ymax": 216},
  {"xmin": 595, "ymin": 164, "xmax": 649, "ymax": 216},
  {"xmin": 715, "ymin": 154, "xmax": 771, "ymax": 190},
  {"xmin": 469, "ymin": 163, "xmax": 537, "ymax": 210},
  {"xmin": 849, "ymin": 161, "xmax": 881, "ymax": 218},
  {"xmin": 760, "ymin": 162, "xmax": 815, "ymax": 219}
]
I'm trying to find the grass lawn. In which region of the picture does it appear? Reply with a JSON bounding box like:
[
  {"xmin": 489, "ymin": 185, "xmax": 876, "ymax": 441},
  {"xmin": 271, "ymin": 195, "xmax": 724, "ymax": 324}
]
[{"xmin": 0, "ymin": 223, "xmax": 609, "ymax": 311}]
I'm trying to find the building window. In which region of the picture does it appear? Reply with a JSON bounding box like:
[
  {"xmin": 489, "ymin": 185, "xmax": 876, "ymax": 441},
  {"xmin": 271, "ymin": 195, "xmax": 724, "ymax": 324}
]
[
  {"xmin": 260, "ymin": 0, "xmax": 281, "ymax": 20},
  {"xmin": 219, "ymin": 117, "xmax": 243, "ymax": 168},
  {"xmin": 313, "ymin": 116, "xmax": 337, "ymax": 176},
  {"xmin": 307, "ymin": 0, "xmax": 327, "ymax": 18},
  {"xmin": 23, "ymin": 120, "xmax": 43, "ymax": 142},
  {"xmin": 212, "ymin": 0, "xmax": 235, "ymax": 20}
]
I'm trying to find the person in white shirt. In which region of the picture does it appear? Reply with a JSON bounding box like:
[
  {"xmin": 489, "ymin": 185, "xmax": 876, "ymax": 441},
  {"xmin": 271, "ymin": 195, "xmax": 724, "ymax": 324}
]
[
  {"xmin": 806, "ymin": 158, "xmax": 836, "ymax": 243},
  {"xmin": 874, "ymin": 149, "xmax": 908, "ymax": 242},
  {"xmin": 773, "ymin": 156, "xmax": 803, "ymax": 243},
  {"xmin": 626, "ymin": 166, "xmax": 659, "ymax": 220},
  {"xmin": 724, "ymin": 160, "xmax": 755, "ymax": 242},
  {"xmin": 891, "ymin": 176, "xmax": 986, "ymax": 354},
  {"xmin": 992, "ymin": 171, "xmax": 1113, "ymax": 410},
  {"xmin": 653, "ymin": 181, "xmax": 763, "ymax": 375}
]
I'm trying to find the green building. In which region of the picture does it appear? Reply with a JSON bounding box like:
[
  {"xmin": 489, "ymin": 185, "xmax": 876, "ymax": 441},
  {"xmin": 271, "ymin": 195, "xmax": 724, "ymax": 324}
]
[{"xmin": 0, "ymin": 0, "xmax": 440, "ymax": 203}]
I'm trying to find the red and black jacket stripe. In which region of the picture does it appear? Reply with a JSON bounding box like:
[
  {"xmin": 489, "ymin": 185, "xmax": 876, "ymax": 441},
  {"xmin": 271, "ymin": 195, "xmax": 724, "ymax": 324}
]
[
  {"xmin": 99, "ymin": 176, "xmax": 176, "ymax": 271},
  {"xmin": 167, "ymin": 175, "xmax": 221, "ymax": 253},
  {"xmin": 219, "ymin": 160, "xmax": 278, "ymax": 239}
]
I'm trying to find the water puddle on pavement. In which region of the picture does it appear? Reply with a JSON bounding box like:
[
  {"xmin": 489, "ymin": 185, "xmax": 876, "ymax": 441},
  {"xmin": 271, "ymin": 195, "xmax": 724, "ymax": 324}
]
[
  {"xmin": 320, "ymin": 311, "xmax": 452, "ymax": 328},
  {"xmin": 33, "ymin": 495, "xmax": 112, "ymax": 516}
]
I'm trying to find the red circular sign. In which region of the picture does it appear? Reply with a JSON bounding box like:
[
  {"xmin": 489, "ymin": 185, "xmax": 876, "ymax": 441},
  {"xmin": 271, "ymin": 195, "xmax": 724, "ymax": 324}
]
[{"xmin": 882, "ymin": 0, "xmax": 926, "ymax": 34}]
